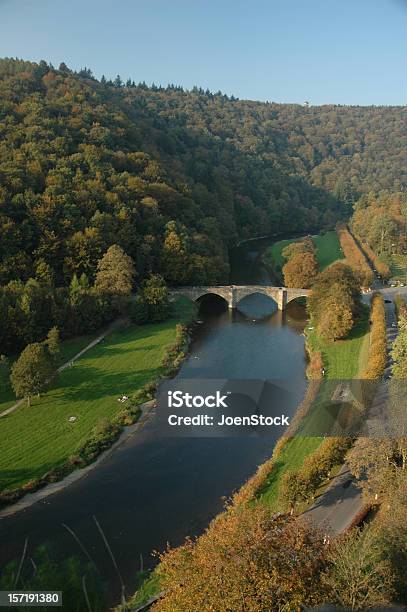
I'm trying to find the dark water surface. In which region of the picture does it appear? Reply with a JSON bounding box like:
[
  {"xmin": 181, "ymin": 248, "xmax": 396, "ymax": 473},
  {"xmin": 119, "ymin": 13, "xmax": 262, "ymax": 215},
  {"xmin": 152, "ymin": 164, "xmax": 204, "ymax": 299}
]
[{"xmin": 0, "ymin": 239, "xmax": 308, "ymax": 604}]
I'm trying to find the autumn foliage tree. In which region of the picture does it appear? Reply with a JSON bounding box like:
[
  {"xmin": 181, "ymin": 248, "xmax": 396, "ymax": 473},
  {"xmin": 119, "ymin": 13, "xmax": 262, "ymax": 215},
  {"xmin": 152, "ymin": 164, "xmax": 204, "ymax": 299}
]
[
  {"xmin": 282, "ymin": 237, "xmax": 314, "ymax": 260},
  {"xmin": 337, "ymin": 225, "xmax": 373, "ymax": 287},
  {"xmin": 322, "ymin": 527, "xmax": 395, "ymax": 610},
  {"xmin": 308, "ymin": 262, "xmax": 361, "ymax": 341},
  {"xmin": 94, "ymin": 245, "xmax": 135, "ymax": 296},
  {"xmin": 317, "ymin": 293, "xmax": 354, "ymax": 342},
  {"xmin": 351, "ymin": 192, "xmax": 407, "ymax": 267},
  {"xmin": 283, "ymin": 251, "xmax": 319, "ymax": 288},
  {"xmin": 391, "ymin": 313, "xmax": 407, "ymax": 378},
  {"xmin": 153, "ymin": 506, "xmax": 328, "ymax": 612},
  {"xmin": 160, "ymin": 222, "xmax": 189, "ymax": 286}
]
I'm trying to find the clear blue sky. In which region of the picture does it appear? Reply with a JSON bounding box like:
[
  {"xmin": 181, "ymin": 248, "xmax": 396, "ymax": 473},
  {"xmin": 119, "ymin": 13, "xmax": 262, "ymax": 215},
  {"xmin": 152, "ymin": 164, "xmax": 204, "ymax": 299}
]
[{"xmin": 1, "ymin": 0, "xmax": 407, "ymax": 105}]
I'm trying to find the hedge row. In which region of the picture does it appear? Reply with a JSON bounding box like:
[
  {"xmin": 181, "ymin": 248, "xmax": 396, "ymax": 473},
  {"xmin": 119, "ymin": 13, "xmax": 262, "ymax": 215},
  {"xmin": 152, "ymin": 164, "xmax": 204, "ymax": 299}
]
[
  {"xmin": 306, "ymin": 350, "xmax": 324, "ymax": 380},
  {"xmin": 362, "ymin": 293, "xmax": 387, "ymax": 380},
  {"xmin": 337, "ymin": 225, "xmax": 373, "ymax": 286},
  {"xmin": 232, "ymin": 381, "xmax": 322, "ymax": 506},
  {"xmin": 278, "ymin": 437, "xmax": 354, "ymax": 511}
]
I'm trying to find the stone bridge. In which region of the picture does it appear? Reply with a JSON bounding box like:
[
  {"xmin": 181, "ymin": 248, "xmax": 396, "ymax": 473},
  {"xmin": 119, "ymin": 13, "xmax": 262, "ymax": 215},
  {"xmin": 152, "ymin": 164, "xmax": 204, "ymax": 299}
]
[{"xmin": 170, "ymin": 285, "xmax": 310, "ymax": 311}]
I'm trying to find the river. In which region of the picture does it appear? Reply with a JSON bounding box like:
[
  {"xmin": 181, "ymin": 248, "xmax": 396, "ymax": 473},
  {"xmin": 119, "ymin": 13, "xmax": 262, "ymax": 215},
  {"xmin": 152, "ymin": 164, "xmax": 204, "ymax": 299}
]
[{"xmin": 0, "ymin": 238, "xmax": 308, "ymax": 606}]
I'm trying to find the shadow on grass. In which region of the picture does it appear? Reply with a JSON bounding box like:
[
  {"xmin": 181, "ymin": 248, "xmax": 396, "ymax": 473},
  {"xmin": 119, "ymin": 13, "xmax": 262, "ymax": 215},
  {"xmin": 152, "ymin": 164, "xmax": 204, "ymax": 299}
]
[
  {"xmin": 256, "ymin": 459, "xmax": 285, "ymax": 503},
  {"xmin": 0, "ymin": 461, "xmax": 63, "ymax": 492},
  {"xmin": 100, "ymin": 343, "xmax": 162, "ymax": 356}
]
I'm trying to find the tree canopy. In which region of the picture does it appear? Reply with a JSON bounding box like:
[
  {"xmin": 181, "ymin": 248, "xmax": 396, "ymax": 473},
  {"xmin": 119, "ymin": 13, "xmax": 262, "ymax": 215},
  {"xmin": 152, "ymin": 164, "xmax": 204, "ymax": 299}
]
[
  {"xmin": 154, "ymin": 506, "xmax": 328, "ymax": 612},
  {"xmin": 3, "ymin": 56, "xmax": 407, "ymax": 298},
  {"xmin": 94, "ymin": 244, "xmax": 135, "ymax": 296},
  {"xmin": 10, "ymin": 342, "xmax": 54, "ymax": 405},
  {"xmin": 308, "ymin": 262, "xmax": 362, "ymax": 341},
  {"xmin": 1, "ymin": 57, "xmax": 407, "ymax": 354}
]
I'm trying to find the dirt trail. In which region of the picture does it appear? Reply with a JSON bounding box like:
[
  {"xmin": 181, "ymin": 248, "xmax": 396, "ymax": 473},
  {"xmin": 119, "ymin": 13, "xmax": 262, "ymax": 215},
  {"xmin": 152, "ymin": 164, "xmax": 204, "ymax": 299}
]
[{"xmin": 0, "ymin": 318, "xmax": 126, "ymax": 419}]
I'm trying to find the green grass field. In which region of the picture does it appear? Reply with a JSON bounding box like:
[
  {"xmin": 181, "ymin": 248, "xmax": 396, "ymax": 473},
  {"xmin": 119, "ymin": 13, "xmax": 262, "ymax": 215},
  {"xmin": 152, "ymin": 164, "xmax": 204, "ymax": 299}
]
[
  {"xmin": 306, "ymin": 312, "xmax": 369, "ymax": 379},
  {"xmin": 312, "ymin": 231, "xmax": 344, "ymax": 270},
  {"xmin": 0, "ymin": 332, "xmax": 102, "ymax": 415},
  {"xmin": 0, "ymin": 298, "xmax": 194, "ymax": 492},
  {"xmin": 263, "ymin": 231, "xmax": 343, "ymax": 278},
  {"xmin": 257, "ymin": 312, "xmax": 370, "ymax": 510}
]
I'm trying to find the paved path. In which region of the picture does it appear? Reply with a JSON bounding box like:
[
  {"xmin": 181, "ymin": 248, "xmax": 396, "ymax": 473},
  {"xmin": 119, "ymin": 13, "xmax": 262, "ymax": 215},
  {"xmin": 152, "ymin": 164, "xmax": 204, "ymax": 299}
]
[
  {"xmin": 303, "ymin": 466, "xmax": 365, "ymax": 535},
  {"xmin": 304, "ymin": 285, "xmax": 403, "ymax": 535},
  {"xmin": 0, "ymin": 318, "xmax": 126, "ymax": 419}
]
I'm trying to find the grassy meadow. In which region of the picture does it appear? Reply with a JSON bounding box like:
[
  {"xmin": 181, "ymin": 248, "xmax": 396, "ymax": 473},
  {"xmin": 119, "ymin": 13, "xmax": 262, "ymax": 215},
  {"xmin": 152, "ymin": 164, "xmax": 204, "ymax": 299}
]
[
  {"xmin": 0, "ymin": 298, "xmax": 194, "ymax": 492},
  {"xmin": 0, "ymin": 332, "xmax": 103, "ymax": 415},
  {"xmin": 312, "ymin": 231, "xmax": 344, "ymax": 270},
  {"xmin": 263, "ymin": 230, "xmax": 344, "ymax": 280}
]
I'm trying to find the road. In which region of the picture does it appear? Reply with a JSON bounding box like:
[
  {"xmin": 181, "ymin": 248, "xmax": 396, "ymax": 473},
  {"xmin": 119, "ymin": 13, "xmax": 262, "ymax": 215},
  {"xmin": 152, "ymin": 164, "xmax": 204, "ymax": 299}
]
[{"xmin": 304, "ymin": 285, "xmax": 406, "ymax": 535}]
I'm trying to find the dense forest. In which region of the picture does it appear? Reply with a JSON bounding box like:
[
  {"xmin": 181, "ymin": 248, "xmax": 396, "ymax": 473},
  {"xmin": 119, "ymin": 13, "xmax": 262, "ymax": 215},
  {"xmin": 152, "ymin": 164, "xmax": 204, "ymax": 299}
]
[
  {"xmin": 0, "ymin": 58, "xmax": 338, "ymax": 291},
  {"xmin": 1, "ymin": 57, "xmax": 407, "ymax": 352},
  {"xmin": 351, "ymin": 192, "xmax": 407, "ymax": 261}
]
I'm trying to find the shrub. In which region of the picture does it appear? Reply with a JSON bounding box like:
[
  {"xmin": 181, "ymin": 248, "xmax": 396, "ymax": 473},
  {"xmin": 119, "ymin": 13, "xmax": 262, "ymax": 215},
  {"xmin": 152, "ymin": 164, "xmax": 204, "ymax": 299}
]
[
  {"xmin": 278, "ymin": 437, "xmax": 353, "ymax": 511},
  {"xmin": 131, "ymin": 295, "xmax": 150, "ymax": 324},
  {"xmin": 306, "ymin": 350, "xmax": 324, "ymax": 379}
]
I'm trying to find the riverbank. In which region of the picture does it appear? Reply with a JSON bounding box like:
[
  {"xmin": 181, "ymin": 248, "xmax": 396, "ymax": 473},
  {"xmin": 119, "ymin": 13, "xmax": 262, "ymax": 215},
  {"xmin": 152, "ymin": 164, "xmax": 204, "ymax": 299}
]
[
  {"xmin": 124, "ymin": 268, "xmax": 372, "ymax": 611},
  {"xmin": 0, "ymin": 297, "xmax": 196, "ymax": 508},
  {"xmin": 238, "ymin": 308, "xmax": 370, "ymax": 512},
  {"xmin": 0, "ymin": 400, "xmax": 154, "ymax": 519}
]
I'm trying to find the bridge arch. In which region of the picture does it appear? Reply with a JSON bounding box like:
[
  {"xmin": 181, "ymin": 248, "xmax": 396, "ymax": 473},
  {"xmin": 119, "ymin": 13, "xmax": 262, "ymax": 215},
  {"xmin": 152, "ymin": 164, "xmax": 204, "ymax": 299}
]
[
  {"xmin": 235, "ymin": 290, "xmax": 278, "ymax": 309},
  {"xmin": 169, "ymin": 286, "xmax": 309, "ymax": 311},
  {"xmin": 195, "ymin": 291, "xmax": 230, "ymax": 308},
  {"xmin": 285, "ymin": 291, "xmax": 309, "ymax": 306},
  {"xmin": 170, "ymin": 286, "xmax": 233, "ymax": 308}
]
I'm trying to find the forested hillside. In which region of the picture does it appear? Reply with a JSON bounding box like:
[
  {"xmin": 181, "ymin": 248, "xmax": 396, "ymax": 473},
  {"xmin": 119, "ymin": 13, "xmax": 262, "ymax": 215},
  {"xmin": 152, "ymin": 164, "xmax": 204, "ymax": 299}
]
[
  {"xmin": 0, "ymin": 58, "xmax": 338, "ymax": 291},
  {"xmin": 2, "ymin": 57, "xmax": 407, "ymax": 353},
  {"xmin": 2, "ymin": 58, "xmax": 407, "ymax": 291},
  {"xmin": 130, "ymin": 85, "xmax": 407, "ymax": 199}
]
